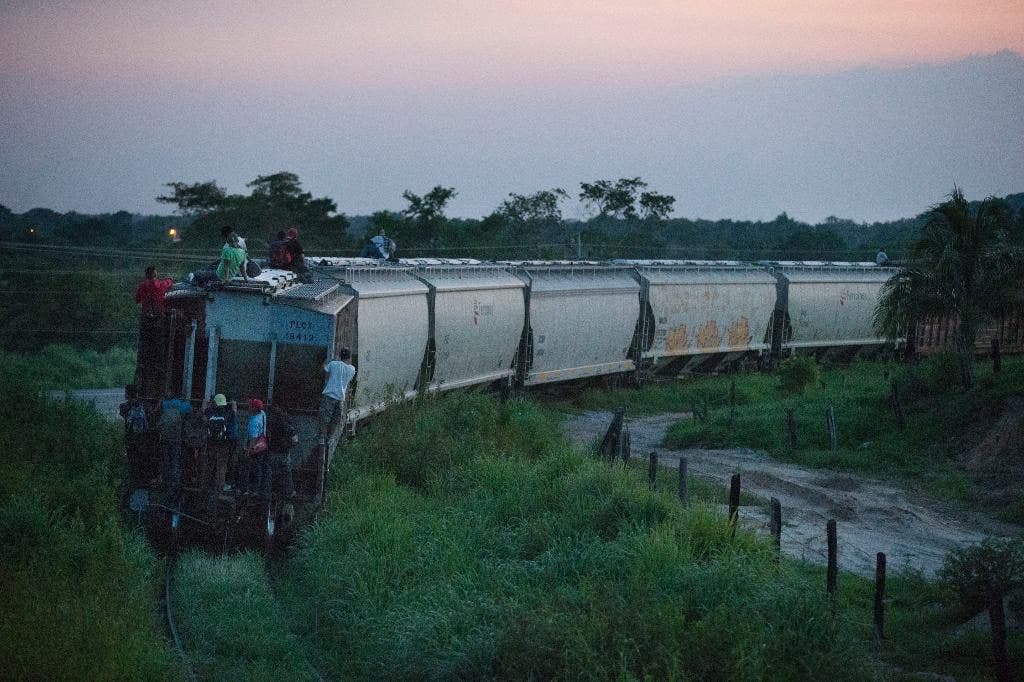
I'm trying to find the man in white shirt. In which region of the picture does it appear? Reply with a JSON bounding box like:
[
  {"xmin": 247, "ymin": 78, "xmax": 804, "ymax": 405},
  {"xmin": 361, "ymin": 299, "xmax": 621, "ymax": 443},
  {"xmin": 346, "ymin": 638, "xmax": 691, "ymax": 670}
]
[{"xmin": 319, "ymin": 347, "xmax": 356, "ymax": 440}]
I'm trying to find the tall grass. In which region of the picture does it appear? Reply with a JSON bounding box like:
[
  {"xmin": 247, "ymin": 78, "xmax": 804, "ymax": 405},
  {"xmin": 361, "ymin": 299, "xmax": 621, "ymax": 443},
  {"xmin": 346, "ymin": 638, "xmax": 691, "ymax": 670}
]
[
  {"xmin": 656, "ymin": 357, "xmax": 1024, "ymax": 519},
  {"xmin": 277, "ymin": 392, "xmax": 872, "ymax": 680},
  {"xmin": 0, "ymin": 343, "xmax": 136, "ymax": 390},
  {"xmin": 172, "ymin": 551, "xmax": 316, "ymax": 680},
  {"xmin": 0, "ymin": 362, "xmax": 177, "ymax": 678}
]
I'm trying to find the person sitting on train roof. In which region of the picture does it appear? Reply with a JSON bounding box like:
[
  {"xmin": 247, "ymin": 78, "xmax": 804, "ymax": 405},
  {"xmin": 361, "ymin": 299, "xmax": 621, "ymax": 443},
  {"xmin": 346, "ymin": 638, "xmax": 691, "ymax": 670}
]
[
  {"xmin": 876, "ymin": 249, "xmax": 889, "ymax": 266},
  {"xmin": 189, "ymin": 228, "xmax": 249, "ymax": 287},
  {"xmin": 358, "ymin": 227, "xmax": 398, "ymax": 261},
  {"xmin": 319, "ymin": 347, "xmax": 356, "ymax": 442},
  {"xmin": 134, "ymin": 265, "xmax": 174, "ymax": 315},
  {"xmin": 268, "ymin": 230, "xmax": 293, "ymax": 269},
  {"xmin": 285, "ymin": 226, "xmax": 307, "ymax": 273}
]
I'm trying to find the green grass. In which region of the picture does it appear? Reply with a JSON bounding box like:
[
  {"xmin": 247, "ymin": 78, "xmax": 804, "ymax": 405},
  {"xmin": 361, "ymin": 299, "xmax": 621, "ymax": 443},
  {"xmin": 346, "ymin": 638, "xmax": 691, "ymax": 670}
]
[
  {"xmin": 0, "ymin": 343, "xmax": 136, "ymax": 390},
  {"xmin": 172, "ymin": 551, "xmax": 316, "ymax": 680},
  {"xmin": 571, "ymin": 356, "xmax": 1024, "ymax": 522},
  {"xmin": 0, "ymin": 362, "xmax": 178, "ymax": 679},
  {"xmin": 274, "ymin": 392, "xmax": 874, "ymax": 680}
]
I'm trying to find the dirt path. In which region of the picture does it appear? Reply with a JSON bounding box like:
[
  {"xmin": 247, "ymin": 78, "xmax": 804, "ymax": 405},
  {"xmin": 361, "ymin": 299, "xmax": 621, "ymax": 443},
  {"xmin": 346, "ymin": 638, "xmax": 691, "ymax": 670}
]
[{"xmin": 565, "ymin": 411, "xmax": 1019, "ymax": 577}]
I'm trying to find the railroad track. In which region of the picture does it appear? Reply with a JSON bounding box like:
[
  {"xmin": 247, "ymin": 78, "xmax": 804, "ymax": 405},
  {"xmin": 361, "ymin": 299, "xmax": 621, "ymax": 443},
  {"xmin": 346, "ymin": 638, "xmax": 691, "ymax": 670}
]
[{"xmin": 164, "ymin": 557, "xmax": 198, "ymax": 682}]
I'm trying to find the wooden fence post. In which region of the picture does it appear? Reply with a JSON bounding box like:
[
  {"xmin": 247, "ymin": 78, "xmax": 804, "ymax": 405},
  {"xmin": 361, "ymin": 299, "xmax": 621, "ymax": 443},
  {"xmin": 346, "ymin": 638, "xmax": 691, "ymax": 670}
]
[
  {"xmin": 992, "ymin": 338, "xmax": 1002, "ymax": 374},
  {"xmin": 769, "ymin": 498, "xmax": 782, "ymax": 554},
  {"xmin": 678, "ymin": 457, "xmax": 688, "ymax": 506},
  {"xmin": 890, "ymin": 381, "xmax": 906, "ymax": 430},
  {"xmin": 648, "ymin": 451, "xmax": 658, "ymax": 491},
  {"xmin": 786, "ymin": 408, "xmax": 797, "ymax": 450},
  {"xmin": 621, "ymin": 428, "xmax": 631, "ymax": 465},
  {"xmin": 874, "ymin": 552, "xmax": 887, "ymax": 643},
  {"xmin": 826, "ymin": 519, "xmax": 838, "ymax": 611},
  {"xmin": 825, "ymin": 404, "xmax": 838, "ymax": 452},
  {"xmin": 728, "ymin": 474, "xmax": 741, "ymax": 536},
  {"xmin": 600, "ymin": 408, "xmax": 624, "ymax": 461}
]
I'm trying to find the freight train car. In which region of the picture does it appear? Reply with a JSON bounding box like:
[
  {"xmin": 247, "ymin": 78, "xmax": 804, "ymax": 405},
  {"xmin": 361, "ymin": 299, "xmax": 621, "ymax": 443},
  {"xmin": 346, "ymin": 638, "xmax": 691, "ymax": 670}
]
[{"xmin": 127, "ymin": 257, "xmax": 903, "ymax": 551}]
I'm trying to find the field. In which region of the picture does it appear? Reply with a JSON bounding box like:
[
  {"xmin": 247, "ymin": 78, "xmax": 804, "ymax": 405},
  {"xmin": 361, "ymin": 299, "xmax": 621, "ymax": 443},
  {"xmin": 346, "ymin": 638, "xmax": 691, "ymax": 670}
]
[
  {"xmin": 3, "ymin": 349, "xmax": 1022, "ymax": 680},
  {"xmin": 568, "ymin": 355, "xmax": 1024, "ymax": 523}
]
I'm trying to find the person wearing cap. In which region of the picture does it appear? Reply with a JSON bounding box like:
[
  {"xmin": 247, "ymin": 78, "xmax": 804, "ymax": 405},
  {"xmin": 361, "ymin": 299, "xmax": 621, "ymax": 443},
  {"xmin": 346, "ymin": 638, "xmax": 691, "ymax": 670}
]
[
  {"xmin": 243, "ymin": 398, "xmax": 270, "ymax": 496},
  {"xmin": 203, "ymin": 393, "xmax": 238, "ymax": 491}
]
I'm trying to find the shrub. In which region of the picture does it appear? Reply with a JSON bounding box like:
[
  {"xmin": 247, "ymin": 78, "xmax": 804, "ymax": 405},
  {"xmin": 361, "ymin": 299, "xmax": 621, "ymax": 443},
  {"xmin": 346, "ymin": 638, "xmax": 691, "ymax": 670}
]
[
  {"xmin": 777, "ymin": 355, "xmax": 819, "ymax": 395},
  {"xmin": 0, "ymin": 361, "xmax": 177, "ymax": 679}
]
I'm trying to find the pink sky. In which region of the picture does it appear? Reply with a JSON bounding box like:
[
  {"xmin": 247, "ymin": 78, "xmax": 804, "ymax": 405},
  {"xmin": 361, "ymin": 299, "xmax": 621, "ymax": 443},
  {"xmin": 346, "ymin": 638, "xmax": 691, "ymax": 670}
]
[
  {"xmin": 1, "ymin": 2, "xmax": 1022, "ymax": 221},
  {"xmin": 3, "ymin": 1, "xmax": 1023, "ymax": 90}
]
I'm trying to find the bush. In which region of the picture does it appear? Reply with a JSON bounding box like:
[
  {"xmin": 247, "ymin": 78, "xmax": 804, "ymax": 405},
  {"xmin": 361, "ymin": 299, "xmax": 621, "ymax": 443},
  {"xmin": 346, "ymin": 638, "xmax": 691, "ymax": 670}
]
[
  {"xmin": 0, "ymin": 362, "xmax": 177, "ymax": 679},
  {"xmin": 777, "ymin": 355, "xmax": 820, "ymax": 395},
  {"xmin": 278, "ymin": 392, "xmax": 873, "ymax": 680}
]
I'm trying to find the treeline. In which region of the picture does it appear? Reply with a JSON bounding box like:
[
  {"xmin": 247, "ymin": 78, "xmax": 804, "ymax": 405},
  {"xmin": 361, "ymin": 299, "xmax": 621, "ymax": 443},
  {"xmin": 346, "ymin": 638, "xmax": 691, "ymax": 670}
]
[
  {"xmin": 2, "ymin": 175, "xmax": 1022, "ymax": 353},
  {"xmin": 7, "ymin": 172, "xmax": 1023, "ymax": 262}
]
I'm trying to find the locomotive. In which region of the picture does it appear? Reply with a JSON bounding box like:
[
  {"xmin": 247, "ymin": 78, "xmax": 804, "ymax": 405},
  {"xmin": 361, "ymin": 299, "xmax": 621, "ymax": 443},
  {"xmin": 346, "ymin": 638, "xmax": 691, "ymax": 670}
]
[{"xmin": 127, "ymin": 256, "xmax": 901, "ymax": 551}]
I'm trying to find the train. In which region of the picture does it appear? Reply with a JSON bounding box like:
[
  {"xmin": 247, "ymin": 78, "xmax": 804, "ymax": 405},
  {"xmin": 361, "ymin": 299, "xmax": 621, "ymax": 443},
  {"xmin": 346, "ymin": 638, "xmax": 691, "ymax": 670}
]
[{"xmin": 128, "ymin": 256, "xmax": 907, "ymax": 551}]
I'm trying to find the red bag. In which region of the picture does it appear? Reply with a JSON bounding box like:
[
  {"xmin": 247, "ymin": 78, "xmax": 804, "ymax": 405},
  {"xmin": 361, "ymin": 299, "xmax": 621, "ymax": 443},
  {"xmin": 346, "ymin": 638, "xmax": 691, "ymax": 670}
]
[{"xmin": 248, "ymin": 434, "xmax": 268, "ymax": 457}]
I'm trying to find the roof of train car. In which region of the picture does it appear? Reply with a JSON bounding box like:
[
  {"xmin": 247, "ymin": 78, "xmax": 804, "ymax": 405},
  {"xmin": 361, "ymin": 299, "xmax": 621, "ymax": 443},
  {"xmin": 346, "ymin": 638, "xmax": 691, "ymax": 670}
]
[{"xmin": 176, "ymin": 257, "xmax": 898, "ymax": 298}]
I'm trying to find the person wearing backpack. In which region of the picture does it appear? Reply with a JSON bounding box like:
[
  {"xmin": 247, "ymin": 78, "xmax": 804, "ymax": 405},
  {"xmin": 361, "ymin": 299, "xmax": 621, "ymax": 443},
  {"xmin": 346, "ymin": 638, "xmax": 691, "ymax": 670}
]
[
  {"xmin": 157, "ymin": 399, "xmax": 184, "ymax": 489},
  {"xmin": 203, "ymin": 394, "xmax": 238, "ymax": 492},
  {"xmin": 119, "ymin": 384, "xmax": 152, "ymax": 486}
]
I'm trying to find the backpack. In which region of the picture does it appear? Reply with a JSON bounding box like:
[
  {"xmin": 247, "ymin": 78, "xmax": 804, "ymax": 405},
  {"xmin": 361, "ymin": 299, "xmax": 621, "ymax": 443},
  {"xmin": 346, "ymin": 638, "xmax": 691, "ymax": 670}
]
[
  {"xmin": 126, "ymin": 402, "xmax": 148, "ymax": 434},
  {"xmin": 270, "ymin": 240, "xmax": 293, "ymax": 268},
  {"xmin": 207, "ymin": 413, "xmax": 229, "ymax": 443}
]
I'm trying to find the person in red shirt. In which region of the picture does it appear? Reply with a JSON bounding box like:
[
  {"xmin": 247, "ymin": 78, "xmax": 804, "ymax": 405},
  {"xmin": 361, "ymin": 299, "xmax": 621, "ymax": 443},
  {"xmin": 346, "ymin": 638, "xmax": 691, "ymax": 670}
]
[{"xmin": 134, "ymin": 265, "xmax": 174, "ymax": 314}]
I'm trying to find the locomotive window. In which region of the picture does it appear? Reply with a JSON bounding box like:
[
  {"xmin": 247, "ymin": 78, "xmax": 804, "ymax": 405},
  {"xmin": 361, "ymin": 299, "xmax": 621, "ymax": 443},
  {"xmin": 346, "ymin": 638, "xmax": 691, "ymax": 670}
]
[
  {"xmin": 273, "ymin": 343, "xmax": 327, "ymax": 412},
  {"xmin": 216, "ymin": 340, "xmax": 271, "ymax": 403}
]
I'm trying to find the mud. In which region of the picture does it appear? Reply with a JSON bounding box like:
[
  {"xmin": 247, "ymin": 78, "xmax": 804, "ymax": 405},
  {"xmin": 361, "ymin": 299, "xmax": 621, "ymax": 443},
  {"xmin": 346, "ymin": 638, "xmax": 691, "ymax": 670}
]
[{"xmin": 565, "ymin": 410, "xmax": 1020, "ymax": 577}]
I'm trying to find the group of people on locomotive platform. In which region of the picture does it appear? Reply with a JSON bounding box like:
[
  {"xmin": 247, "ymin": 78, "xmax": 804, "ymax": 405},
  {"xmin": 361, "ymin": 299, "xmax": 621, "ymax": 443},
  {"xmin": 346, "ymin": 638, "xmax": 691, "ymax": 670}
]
[{"xmin": 120, "ymin": 387, "xmax": 299, "ymax": 500}]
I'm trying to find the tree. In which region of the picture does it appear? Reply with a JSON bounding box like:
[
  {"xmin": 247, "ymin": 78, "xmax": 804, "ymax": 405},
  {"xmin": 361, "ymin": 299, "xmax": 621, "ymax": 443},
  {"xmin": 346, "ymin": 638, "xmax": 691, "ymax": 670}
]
[
  {"xmin": 638, "ymin": 191, "xmax": 676, "ymax": 221},
  {"xmin": 496, "ymin": 189, "xmax": 567, "ymax": 224},
  {"xmin": 156, "ymin": 181, "xmax": 227, "ymax": 215},
  {"xmin": 579, "ymin": 177, "xmax": 647, "ymax": 220},
  {"xmin": 874, "ymin": 188, "xmax": 1023, "ymax": 388},
  {"xmin": 401, "ymin": 186, "xmax": 457, "ymax": 248},
  {"xmin": 939, "ymin": 538, "xmax": 1024, "ymax": 682}
]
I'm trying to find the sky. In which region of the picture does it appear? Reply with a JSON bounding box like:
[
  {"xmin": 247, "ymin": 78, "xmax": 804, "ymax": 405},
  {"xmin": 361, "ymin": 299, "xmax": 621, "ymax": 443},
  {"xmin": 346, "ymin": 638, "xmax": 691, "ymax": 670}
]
[{"xmin": 1, "ymin": 1, "xmax": 1023, "ymax": 223}]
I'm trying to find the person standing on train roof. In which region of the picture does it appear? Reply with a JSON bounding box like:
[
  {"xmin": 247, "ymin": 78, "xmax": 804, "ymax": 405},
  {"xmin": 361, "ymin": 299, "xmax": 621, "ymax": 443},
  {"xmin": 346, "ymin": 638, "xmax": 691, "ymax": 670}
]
[
  {"xmin": 134, "ymin": 266, "xmax": 174, "ymax": 315},
  {"xmin": 319, "ymin": 348, "xmax": 356, "ymax": 441}
]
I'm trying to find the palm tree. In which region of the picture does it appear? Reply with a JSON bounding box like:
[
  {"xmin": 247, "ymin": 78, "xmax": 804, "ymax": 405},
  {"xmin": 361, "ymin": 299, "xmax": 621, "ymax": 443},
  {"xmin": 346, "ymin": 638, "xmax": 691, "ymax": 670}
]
[{"xmin": 874, "ymin": 188, "xmax": 1023, "ymax": 389}]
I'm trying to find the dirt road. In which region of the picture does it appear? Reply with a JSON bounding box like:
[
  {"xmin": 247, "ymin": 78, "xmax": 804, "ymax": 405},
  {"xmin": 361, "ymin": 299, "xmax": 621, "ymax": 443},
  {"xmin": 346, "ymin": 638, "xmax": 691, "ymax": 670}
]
[{"xmin": 565, "ymin": 411, "xmax": 1019, "ymax": 577}]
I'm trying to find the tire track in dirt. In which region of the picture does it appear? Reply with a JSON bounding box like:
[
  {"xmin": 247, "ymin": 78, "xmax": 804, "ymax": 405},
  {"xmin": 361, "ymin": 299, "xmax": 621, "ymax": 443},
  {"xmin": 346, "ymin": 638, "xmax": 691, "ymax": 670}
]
[{"xmin": 565, "ymin": 411, "xmax": 1020, "ymax": 577}]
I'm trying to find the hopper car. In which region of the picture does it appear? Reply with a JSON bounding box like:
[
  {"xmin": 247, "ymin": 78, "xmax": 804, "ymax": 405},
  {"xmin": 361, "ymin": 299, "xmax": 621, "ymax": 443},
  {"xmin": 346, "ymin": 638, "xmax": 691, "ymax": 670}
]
[{"xmin": 126, "ymin": 256, "xmax": 909, "ymax": 552}]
